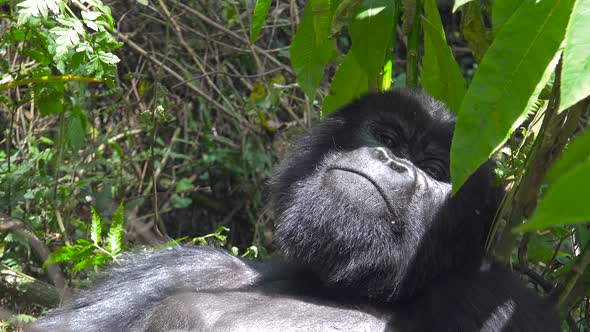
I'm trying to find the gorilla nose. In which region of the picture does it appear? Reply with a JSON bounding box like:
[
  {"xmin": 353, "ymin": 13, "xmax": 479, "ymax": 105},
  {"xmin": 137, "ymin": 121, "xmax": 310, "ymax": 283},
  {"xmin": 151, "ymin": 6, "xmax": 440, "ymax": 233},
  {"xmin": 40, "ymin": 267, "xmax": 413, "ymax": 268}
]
[{"xmin": 372, "ymin": 147, "xmax": 409, "ymax": 173}]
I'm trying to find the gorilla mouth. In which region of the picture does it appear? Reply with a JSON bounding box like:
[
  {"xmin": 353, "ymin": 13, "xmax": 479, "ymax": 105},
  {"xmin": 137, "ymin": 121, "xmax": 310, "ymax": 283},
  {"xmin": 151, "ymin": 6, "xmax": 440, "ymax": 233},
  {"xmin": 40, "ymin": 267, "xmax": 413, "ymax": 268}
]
[{"xmin": 326, "ymin": 167, "xmax": 396, "ymax": 218}]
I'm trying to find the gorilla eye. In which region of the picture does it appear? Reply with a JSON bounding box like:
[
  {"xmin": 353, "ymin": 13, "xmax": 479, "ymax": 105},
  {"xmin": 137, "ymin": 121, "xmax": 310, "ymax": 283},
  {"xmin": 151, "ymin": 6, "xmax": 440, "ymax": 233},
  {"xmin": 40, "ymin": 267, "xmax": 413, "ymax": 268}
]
[
  {"xmin": 421, "ymin": 159, "xmax": 449, "ymax": 181},
  {"xmin": 376, "ymin": 131, "xmax": 399, "ymax": 148}
]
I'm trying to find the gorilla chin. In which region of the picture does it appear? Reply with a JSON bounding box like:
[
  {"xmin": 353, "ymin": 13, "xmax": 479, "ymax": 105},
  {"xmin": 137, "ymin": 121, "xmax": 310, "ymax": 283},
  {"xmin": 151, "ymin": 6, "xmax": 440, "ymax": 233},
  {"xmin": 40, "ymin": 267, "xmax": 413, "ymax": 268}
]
[{"xmin": 32, "ymin": 89, "xmax": 559, "ymax": 332}]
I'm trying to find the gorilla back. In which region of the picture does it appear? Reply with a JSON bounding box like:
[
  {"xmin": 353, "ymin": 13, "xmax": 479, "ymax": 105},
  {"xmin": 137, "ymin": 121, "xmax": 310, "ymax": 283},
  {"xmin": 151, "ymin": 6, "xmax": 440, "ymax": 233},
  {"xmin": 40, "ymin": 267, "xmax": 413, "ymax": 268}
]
[{"xmin": 32, "ymin": 90, "xmax": 559, "ymax": 331}]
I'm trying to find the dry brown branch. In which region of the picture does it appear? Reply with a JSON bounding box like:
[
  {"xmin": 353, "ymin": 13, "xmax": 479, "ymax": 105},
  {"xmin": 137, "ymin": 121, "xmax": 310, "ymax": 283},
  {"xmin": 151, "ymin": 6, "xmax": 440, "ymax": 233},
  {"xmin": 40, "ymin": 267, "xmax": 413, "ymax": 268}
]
[
  {"xmin": 0, "ymin": 214, "xmax": 65, "ymax": 289},
  {"xmin": 172, "ymin": 0, "xmax": 293, "ymax": 75},
  {"xmin": 113, "ymin": 31, "xmax": 256, "ymax": 131},
  {"xmin": 157, "ymin": 0, "xmax": 237, "ymax": 113},
  {"xmin": 0, "ymin": 264, "xmax": 61, "ymax": 308}
]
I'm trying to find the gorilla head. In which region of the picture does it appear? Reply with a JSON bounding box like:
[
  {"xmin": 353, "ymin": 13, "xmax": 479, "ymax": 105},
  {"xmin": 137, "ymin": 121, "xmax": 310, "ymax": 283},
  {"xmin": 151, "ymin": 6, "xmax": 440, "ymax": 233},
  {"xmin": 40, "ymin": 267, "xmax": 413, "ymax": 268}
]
[{"xmin": 272, "ymin": 89, "xmax": 502, "ymax": 301}]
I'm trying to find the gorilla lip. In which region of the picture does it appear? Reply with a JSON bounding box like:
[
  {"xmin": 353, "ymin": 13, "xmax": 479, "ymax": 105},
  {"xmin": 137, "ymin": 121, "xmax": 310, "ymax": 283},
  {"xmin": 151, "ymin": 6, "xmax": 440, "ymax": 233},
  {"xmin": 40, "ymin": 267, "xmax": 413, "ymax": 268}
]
[{"xmin": 326, "ymin": 166, "xmax": 397, "ymax": 219}]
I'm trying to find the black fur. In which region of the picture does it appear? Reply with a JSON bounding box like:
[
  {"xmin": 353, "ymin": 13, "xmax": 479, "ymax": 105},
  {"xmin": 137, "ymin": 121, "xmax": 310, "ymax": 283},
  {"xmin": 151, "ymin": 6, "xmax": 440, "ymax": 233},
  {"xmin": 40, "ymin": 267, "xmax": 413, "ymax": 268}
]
[{"xmin": 32, "ymin": 90, "xmax": 559, "ymax": 331}]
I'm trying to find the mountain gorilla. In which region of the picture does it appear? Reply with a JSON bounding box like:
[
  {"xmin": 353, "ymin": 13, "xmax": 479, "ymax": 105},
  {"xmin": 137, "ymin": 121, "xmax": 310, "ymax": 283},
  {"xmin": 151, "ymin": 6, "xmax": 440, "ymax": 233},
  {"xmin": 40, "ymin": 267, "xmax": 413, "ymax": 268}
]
[{"xmin": 33, "ymin": 90, "xmax": 559, "ymax": 331}]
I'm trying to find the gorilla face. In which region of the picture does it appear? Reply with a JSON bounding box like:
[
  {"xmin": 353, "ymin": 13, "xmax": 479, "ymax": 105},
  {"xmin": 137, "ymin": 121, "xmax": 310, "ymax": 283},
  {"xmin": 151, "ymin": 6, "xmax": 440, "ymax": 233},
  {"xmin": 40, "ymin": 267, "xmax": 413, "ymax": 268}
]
[{"xmin": 272, "ymin": 90, "xmax": 501, "ymax": 301}]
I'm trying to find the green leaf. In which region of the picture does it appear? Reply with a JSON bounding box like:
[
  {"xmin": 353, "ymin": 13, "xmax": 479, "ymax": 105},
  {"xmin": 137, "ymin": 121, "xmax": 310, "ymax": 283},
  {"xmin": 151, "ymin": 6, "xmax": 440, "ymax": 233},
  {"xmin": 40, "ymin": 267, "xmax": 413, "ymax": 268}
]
[
  {"xmin": 49, "ymin": 26, "xmax": 82, "ymax": 60},
  {"xmin": 574, "ymin": 224, "xmax": 590, "ymax": 249},
  {"xmin": 517, "ymin": 161, "xmax": 590, "ymax": 231},
  {"xmin": 330, "ymin": 0, "xmax": 363, "ymax": 36},
  {"xmin": 527, "ymin": 233, "xmax": 554, "ymax": 263},
  {"xmin": 90, "ymin": 206, "xmax": 103, "ymax": 246},
  {"xmin": 290, "ymin": 0, "xmax": 335, "ymax": 99},
  {"xmin": 45, "ymin": 246, "xmax": 79, "ymax": 265},
  {"xmin": 17, "ymin": 0, "xmax": 60, "ymax": 25},
  {"xmin": 97, "ymin": 51, "xmax": 120, "ymax": 65},
  {"xmin": 547, "ymin": 129, "xmax": 590, "ymax": 183},
  {"xmin": 44, "ymin": 244, "xmax": 93, "ymax": 267},
  {"xmin": 451, "ymin": 0, "xmax": 574, "ymax": 193},
  {"xmin": 11, "ymin": 314, "xmax": 36, "ymax": 324},
  {"xmin": 348, "ymin": 0, "xmax": 395, "ymax": 85},
  {"xmin": 72, "ymin": 252, "xmax": 110, "ymax": 272},
  {"xmin": 176, "ymin": 178, "xmax": 194, "ymax": 192},
  {"xmin": 107, "ymin": 201, "xmax": 125, "ymax": 255},
  {"xmin": 170, "ymin": 194, "xmax": 192, "ymax": 209},
  {"xmin": 66, "ymin": 110, "xmax": 87, "ymax": 151},
  {"xmin": 491, "ymin": 0, "xmax": 524, "ymax": 32},
  {"xmin": 421, "ymin": 0, "xmax": 466, "ymax": 113},
  {"xmin": 90, "ymin": 31, "xmax": 123, "ymax": 52},
  {"xmin": 7, "ymin": 28, "xmax": 26, "ymax": 42},
  {"xmin": 250, "ymin": 0, "xmax": 271, "ymax": 44},
  {"xmin": 322, "ymin": 52, "xmax": 368, "ymax": 116},
  {"xmin": 81, "ymin": 10, "xmax": 102, "ymax": 21},
  {"xmin": 22, "ymin": 49, "xmax": 52, "ymax": 65},
  {"xmin": 559, "ymin": 0, "xmax": 590, "ymax": 112},
  {"xmin": 381, "ymin": 60, "xmax": 393, "ymax": 90},
  {"xmin": 452, "ymin": 0, "xmax": 475, "ymax": 12},
  {"xmin": 34, "ymin": 83, "xmax": 65, "ymax": 116},
  {"xmin": 93, "ymin": 2, "xmax": 115, "ymax": 31},
  {"xmin": 76, "ymin": 239, "xmax": 93, "ymax": 247},
  {"xmin": 213, "ymin": 225, "xmax": 229, "ymax": 245}
]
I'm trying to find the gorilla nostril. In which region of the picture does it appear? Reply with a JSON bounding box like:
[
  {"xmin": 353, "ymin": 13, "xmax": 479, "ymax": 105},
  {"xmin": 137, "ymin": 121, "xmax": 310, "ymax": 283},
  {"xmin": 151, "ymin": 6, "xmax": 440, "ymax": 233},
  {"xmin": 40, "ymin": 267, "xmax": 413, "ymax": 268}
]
[
  {"xmin": 373, "ymin": 147, "xmax": 391, "ymax": 162},
  {"xmin": 373, "ymin": 147, "xmax": 396, "ymax": 162},
  {"xmin": 373, "ymin": 147, "xmax": 408, "ymax": 173},
  {"xmin": 389, "ymin": 162, "xmax": 407, "ymax": 173}
]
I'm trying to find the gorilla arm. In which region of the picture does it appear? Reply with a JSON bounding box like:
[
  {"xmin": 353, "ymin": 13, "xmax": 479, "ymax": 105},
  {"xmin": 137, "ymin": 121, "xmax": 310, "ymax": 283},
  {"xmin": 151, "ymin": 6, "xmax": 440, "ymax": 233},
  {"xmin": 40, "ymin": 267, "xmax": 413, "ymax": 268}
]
[
  {"xmin": 31, "ymin": 247, "xmax": 277, "ymax": 331},
  {"xmin": 145, "ymin": 290, "xmax": 392, "ymax": 332},
  {"xmin": 141, "ymin": 264, "xmax": 558, "ymax": 332}
]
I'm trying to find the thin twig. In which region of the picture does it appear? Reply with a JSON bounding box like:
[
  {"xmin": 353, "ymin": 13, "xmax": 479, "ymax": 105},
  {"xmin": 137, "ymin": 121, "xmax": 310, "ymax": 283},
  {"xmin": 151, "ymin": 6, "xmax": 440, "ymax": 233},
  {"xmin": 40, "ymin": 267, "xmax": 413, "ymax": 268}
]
[
  {"xmin": 157, "ymin": 0, "xmax": 237, "ymax": 113},
  {"xmin": 559, "ymin": 244, "xmax": 590, "ymax": 316},
  {"xmin": 172, "ymin": 0, "xmax": 293, "ymax": 74}
]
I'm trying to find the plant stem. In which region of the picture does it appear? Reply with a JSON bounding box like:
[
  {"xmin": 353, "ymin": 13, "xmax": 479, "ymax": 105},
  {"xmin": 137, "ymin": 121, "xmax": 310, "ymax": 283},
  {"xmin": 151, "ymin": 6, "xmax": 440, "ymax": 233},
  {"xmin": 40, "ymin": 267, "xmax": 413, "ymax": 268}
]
[
  {"xmin": 406, "ymin": 0, "xmax": 421, "ymax": 88},
  {"xmin": 0, "ymin": 75, "xmax": 104, "ymax": 91},
  {"xmin": 558, "ymin": 244, "xmax": 590, "ymax": 317}
]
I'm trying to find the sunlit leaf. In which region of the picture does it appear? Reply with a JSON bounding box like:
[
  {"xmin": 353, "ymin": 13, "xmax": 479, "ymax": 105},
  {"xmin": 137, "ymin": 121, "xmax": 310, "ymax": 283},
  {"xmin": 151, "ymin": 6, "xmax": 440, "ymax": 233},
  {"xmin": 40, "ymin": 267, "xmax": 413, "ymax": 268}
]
[
  {"xmin": 421, "ymin": 0, "xmax": 466, "ymax": 113},
  {"xmin": 290, "ymin": 0, "xmax": 335, "ymax": 99},
  {"xmin": 451, "ymin": 0, "xmax": 574, "ymax": 193},
  {"xmin": 90, "ymin": 206, "xmax": 103, "ymax": 246},
  {"xmin": 250, "ymin": 0, "xmax": 271, "ymax": 43},
  {"xmin": 547, "ymin": 129, "xmax": 590, "ymax": 183},
  {"xmin": 491, "ymin": 0, "xmax": 523, "ymax": 32},
  {"xmin": 559, "ymin": 0, "xmax": 590, "ymax": 112},
  {"xmin": 72, "ymin": 252, "xmax": 110, "ymax": 272},
  {"xmin": 517, "ymin": 161, "xmax": 590, "ymax": 231},
  {"xmin": 322, "ymin": 52, "xmax": 368, "ymax": 116},
  {"xmin": 17, "ymin": 0, "xmax": 61, "ymax": 25},
  {"xmin": 97, "ymin": 51, "xmax": 120, "ymax": 65},
  {"xmin": 349, "ymin": 0, "xmax": 395, "ymax": 85},
  {"xmin": 330, "ymin": 0, "xmax": 363, "ymax": 36},
  {"xmin": 452, "ymin": 0, "xmax": 475, "ymax": 12},
  {"xmin": 107, "ymin": 201, "xmax": 125, "ymax": 255}
]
